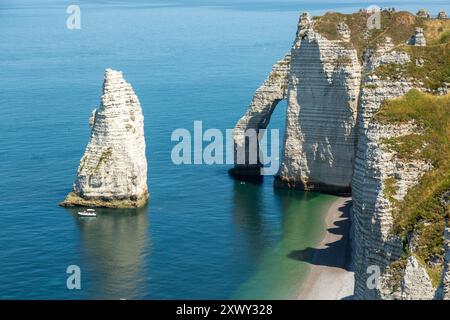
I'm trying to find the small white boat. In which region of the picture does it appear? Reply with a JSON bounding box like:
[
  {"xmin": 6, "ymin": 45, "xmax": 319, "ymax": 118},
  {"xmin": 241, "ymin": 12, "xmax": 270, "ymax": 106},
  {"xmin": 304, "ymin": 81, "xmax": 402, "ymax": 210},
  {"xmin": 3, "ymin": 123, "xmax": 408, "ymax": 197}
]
[{"xmin": 77, "ymin": 209, "xmax": 97, "ymax": 217}]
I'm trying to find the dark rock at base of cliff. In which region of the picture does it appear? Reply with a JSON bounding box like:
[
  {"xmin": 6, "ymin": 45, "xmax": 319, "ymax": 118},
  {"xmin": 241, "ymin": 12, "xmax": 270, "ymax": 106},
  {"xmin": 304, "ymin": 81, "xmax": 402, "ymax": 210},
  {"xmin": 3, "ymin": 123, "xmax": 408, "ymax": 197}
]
[
  {"xmin": 274, "ymin": 176, "xmax": 352, "ymax": 196},
  {"xmin": 59, "ymin": 191, "xmax": 149, "ymax": 209},
  {"xmin": 228, "ymin": 165, "xmax": 263, "ymax": 184}
]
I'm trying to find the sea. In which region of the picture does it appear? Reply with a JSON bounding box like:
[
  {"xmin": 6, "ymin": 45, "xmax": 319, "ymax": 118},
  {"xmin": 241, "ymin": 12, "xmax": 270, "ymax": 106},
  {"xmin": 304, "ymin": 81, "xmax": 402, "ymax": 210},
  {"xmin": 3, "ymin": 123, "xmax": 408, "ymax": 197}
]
[{"xmin": 0, "ymin": 0, "xmax": 448, "ymax": 299}]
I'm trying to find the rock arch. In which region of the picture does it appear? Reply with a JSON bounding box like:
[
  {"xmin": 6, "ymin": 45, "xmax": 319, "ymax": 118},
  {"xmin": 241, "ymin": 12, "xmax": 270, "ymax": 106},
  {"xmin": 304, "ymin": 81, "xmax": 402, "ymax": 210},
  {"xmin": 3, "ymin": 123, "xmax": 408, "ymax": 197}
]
[
  {"xmin": 228, "ymin": 53, "xmax": 291, "ymax": 180},
  {"xmin": 230, "ymin": 13, "xmax": 360, "ymax": 195}
]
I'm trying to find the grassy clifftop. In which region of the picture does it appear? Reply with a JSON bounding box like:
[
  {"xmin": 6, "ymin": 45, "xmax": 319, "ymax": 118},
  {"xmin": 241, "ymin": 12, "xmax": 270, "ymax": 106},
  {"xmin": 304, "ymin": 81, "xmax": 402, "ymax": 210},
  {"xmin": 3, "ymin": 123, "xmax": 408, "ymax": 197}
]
[
  {"xmin": 375, "ymin": 43, "xmax": 450, "ymax": 91},
  {"xmin": 313, "ymin": 11, "xmax": 450, "ymax": 61}
]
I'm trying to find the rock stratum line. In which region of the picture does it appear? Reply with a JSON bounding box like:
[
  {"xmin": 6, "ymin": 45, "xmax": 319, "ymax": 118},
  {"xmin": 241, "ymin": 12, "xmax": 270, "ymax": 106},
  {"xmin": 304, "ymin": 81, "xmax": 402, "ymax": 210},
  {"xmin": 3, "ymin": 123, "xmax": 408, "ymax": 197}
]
[{"xmin": 60, "ymin": 69, "xmax": 148, "ymax": 208}]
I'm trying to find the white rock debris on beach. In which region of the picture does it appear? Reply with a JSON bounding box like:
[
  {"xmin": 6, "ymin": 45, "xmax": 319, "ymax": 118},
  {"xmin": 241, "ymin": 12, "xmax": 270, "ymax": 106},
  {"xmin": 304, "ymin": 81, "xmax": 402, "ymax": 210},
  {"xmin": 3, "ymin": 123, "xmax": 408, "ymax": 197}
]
[{"xmin": 60, "ymin": 69, "xmax": 148, "ymax": 208}]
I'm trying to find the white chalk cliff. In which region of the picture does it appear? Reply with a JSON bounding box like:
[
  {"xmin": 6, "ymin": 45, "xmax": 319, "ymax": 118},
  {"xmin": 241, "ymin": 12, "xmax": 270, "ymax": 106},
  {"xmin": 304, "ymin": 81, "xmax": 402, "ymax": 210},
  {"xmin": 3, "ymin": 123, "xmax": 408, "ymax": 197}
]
[
  {"xmin": 232, "ymin": 14, "xmax": 360, "ymax": 194},
  {"xmin": 275, "ymin": 13, "xmax": 360, "ymax": 194},
  {"xmin": 231, "ymin": 10, "xmax": 450, "ymax": 299},
  {"xmin": 61, "ymin": 69, "xmax": 148, "ymax": 208},
  {"xmin": 349, "ymin": 35, "xmax": 444, "ymax": 299}
]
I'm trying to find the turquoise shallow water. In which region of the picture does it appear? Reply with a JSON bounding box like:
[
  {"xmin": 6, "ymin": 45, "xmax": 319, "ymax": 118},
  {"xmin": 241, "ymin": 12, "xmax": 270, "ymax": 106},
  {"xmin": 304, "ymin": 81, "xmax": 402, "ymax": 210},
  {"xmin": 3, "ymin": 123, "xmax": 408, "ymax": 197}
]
[{"xmin": 1, "ymin": 0, "xmax": 449, "ymax": 299}]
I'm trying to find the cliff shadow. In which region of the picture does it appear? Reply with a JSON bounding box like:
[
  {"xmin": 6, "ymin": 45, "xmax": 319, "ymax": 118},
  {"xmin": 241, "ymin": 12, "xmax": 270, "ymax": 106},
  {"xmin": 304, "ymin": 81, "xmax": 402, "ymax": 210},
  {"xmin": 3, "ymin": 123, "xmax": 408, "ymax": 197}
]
[
  {"xmin": 231, "ymin": 180, "xmax": 267, "ymax": 260},
  {"xmin": 287, "ymin": 199, "xmax": 353, "ymax": 272}
]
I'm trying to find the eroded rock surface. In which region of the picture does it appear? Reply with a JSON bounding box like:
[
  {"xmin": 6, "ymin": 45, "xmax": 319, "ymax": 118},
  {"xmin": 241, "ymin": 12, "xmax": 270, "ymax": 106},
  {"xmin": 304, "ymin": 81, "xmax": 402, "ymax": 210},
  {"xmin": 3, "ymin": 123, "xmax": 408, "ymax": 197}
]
[
  {"xmin": 229, "ymin": 53, "xmax": 291, "ymax": 179},
  {"xmin": 275, "ymin": 14, "xmax": 361, "ymax": 194},
  {"xmin": 61, "ymin": 69, "xmax": 148, "ymax": 208},
  {"xmin": 408, "ymin": 27, "xmax": 426, "ymax": 46},
  {"xmin": 231, "ymin": 13, "xmax": 361, "ymax": 193}
]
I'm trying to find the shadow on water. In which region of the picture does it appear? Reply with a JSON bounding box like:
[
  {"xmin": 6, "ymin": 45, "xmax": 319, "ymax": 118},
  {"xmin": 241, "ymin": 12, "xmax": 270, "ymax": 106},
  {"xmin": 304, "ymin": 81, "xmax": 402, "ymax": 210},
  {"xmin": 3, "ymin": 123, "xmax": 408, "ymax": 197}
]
[
  {"xmin": 231, "ymin": 180, "xmax": 267, "ymax": 260},
  {"xmin": 65, "ymin": 206, "xmax": 150, "ymax": 299},
  {"xmin": 287, "ymin": 199, "xmax": 352, "ymax": 272}
]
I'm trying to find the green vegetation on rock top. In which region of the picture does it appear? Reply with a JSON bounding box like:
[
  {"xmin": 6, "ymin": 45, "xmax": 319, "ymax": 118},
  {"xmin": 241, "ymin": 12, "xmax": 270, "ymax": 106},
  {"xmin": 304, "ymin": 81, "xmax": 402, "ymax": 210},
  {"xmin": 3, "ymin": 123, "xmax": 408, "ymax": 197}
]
[
  {"xmin": 313, "ymin": 11, "xmax": 450, "ymax": 63},
  {"xmin": 314, "ymin": 11, "xmax": 422, "ymax": 58},
  {"xmin": 375, "ymin": 42, "xmax": 450, "ymax": 91},
  {"xmin": 375, "ymin": 89, "xmax": 450, "ymax": 285}
]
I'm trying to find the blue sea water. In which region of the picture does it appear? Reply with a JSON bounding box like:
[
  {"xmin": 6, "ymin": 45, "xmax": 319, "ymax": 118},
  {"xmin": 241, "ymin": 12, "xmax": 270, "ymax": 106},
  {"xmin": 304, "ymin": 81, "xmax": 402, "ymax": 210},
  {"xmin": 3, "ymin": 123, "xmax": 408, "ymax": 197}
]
[{"xmin": 0, "ymin": 0, "xmax": 449, "ymax": 299}]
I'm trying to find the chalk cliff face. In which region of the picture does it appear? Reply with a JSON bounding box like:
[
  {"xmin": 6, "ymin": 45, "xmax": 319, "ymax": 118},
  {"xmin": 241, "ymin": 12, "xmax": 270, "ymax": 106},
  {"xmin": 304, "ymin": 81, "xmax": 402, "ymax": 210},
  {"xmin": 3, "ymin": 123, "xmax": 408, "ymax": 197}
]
[
  {"xmin": 61, "ymin": 69, "xmax": 148, "ymax": 208},
  {"xmin": 231, "ymin": 13, "xmax": 360, "ymax": 193},
  {"xmin": 232, "ymin": 10, "xmax": 450, "ymax": 299},
  {"xmin": 275, "ymin": 13, "xmax": 361, "ymax": 194},
  {"xmin": 352, "ymin": 41, "xmax": 431, "ymax": 299}
]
